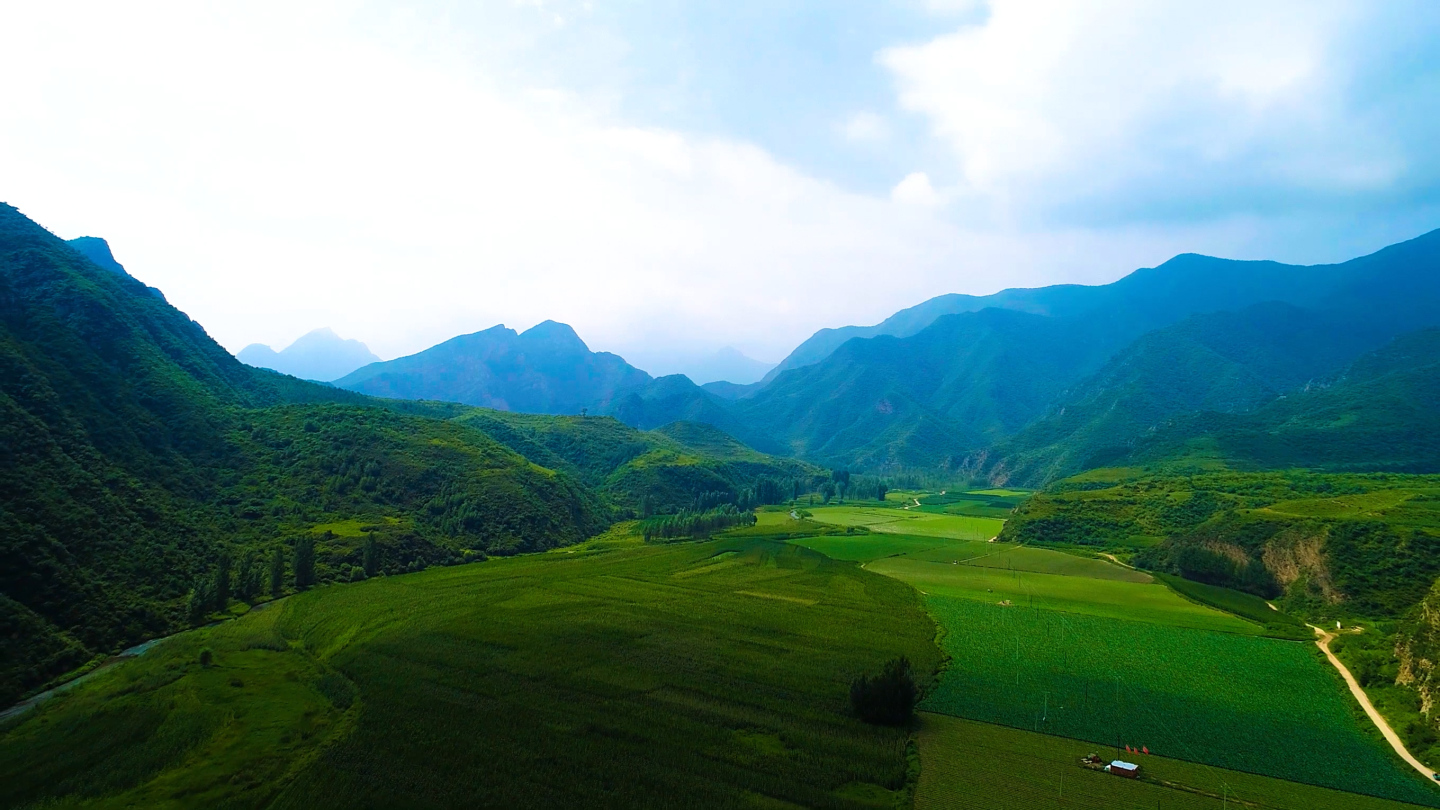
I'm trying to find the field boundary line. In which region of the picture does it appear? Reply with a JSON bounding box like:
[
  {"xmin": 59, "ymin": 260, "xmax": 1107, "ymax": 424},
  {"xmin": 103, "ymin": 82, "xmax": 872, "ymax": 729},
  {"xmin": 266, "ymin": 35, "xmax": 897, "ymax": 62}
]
[{"xmin": 1311, "ymin": 625, "xmax": 1440, "ymax": 786}]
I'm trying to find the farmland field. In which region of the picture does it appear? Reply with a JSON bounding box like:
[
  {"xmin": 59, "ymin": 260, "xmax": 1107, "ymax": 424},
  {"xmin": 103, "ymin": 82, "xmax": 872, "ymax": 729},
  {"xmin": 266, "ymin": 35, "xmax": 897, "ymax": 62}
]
[
  {"xmin": 868, "ymin": 557, "xmax": 1258, "ymax": 631},
  {"xmin": 0, "ymin": 537, "xmax": 940, "ymax": 809},
  {"xmin": 920, "ymin": 544, "xmax": 1153, "ymax": 582},
  {"xmin": 784, "ymin": 533, "xmax": 964, "ymax": 562},
  {"xmin": 919, "ymin": 595, "xmax": 1440, "ymax": 806},
  {"xmin": 806, "ymin": 505, "xmax": 1006, "ymax": 540},
  {"xmin": 916, "ymin": 713, "xmax": 1431, "ymax": 810}
]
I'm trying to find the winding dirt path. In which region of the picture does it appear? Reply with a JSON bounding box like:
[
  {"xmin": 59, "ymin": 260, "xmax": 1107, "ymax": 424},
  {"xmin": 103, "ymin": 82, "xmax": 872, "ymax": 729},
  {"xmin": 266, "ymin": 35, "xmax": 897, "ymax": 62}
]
[{"xmin": 1311, "ymin": 624, "xmax": 1438, "ymax": 784}]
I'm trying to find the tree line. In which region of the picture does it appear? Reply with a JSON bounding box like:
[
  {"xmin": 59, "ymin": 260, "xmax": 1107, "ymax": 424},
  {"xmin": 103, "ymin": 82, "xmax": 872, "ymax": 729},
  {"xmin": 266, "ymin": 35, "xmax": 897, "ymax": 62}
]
[{"xmin": 640, "ymin": 504, "xmax": 758, "ymax": 542}]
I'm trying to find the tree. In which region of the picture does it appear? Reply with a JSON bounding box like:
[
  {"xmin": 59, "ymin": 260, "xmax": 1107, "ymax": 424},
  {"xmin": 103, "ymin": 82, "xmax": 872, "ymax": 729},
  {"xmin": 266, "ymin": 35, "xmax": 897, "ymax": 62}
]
[
  {"xmin": 363, "ymin": 533, "xmax": 379, "ymax": 578},
  {"xmin": 877, "ymin": 483, "xmax": 888, "ymax": 503},
  {"xmin": 269, "ymin": 547, "xmax": 286, "ymax": 597},
  {"xmin": 214, "ymin": 550, "xmax": 233, "ymax": 609},
  {"xmin": 235, "ymin": 552, "xmax": 259, "ymax": 601},
  {"xmin": 294, "ymin": 536, "xmax": 316, "ymax": 589},
  {"xmin": 821, "ymin": 481, "xmax": 835, "ymax": 504},
  {"xmin": 187, "ymin": 574, "xmax": 216, "ymax": 624},
  {"xmin": 850, "ymin": 657, "xmax": 917, "ymax": 725}
]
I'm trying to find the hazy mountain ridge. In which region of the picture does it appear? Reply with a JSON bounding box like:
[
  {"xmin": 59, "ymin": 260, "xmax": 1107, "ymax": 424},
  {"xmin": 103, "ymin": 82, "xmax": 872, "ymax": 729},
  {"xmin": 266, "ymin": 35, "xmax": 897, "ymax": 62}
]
[
  {"xmin": 736, "ymin": 228, "xmax": 1440, "ymax": 473},
  {"xmin": 332, "ymin": 320, "xmax": 748, "ymax": 439},
  {"xmin": 239, "ymin": 327, "xmax": 380, "ymax": 382}
]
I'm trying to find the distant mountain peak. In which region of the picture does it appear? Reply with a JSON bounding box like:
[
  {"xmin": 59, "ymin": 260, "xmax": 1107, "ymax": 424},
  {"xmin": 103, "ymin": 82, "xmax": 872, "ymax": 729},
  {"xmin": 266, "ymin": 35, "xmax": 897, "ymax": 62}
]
[
  {"xmin": 521, "ymin": 320, "xmax": 589, "ymax": 351},
  {"xmin": 237, "ymin": 327, "xmax": 379, "ymax": 382}
]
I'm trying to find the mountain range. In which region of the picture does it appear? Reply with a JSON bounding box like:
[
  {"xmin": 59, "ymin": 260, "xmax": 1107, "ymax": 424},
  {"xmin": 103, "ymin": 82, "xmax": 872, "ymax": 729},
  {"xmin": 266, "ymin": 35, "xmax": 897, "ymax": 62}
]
[{"xmin": 305, "ymin": 228, "xmax": 1440, "ymax": 483}]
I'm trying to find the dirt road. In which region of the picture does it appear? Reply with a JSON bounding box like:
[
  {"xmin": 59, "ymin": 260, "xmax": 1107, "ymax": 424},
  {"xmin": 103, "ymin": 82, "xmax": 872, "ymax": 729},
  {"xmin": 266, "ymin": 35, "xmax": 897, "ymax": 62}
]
[{"xmin": 1312, "ymin": 625, "xmax": 1439, "ymax": 784}]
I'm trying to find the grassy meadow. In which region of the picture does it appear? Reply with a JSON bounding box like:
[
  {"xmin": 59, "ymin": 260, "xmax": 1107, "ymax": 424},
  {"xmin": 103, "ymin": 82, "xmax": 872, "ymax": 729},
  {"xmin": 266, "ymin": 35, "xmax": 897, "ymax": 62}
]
[{"xmin": 0, "ymin": 535, "xmax": 940, "ymax": 809}]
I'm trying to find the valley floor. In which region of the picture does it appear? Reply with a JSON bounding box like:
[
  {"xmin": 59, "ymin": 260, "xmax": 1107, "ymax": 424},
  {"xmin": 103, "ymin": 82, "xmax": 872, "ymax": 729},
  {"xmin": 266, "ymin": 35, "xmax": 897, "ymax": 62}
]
[
  {"xmin": 798, "ymin": 499, "xmax": 1440, "ymax": 808},
  {"xmin": 5, "ymin": 498, "xmax": 1440, "ymax": 808}
]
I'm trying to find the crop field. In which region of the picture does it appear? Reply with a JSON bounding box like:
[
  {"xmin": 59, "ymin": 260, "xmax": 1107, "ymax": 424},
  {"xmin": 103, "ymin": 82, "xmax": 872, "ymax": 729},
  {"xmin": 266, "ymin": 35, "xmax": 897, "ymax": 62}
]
[
  {"xmin": 916, "ymin": 714, "xmax": 1432, "ymax": 810},
  {"xmin": 1155, "ymin": 573, "xmax": 1311, "ymax": 639},
  {"xmin": 869, "ymin": 557, "xmax": 1258, "ymax": 632},
  {"xmin": 928, "ymin": 545, "xmax": 1153, "ymax": 583},
  {"xmin": 916, "ymin": 489, "xmax": 1031, "ymax": 518},
  {"xmin": 806, "ymin": 506, "xmax": 1006, "ymax": 540},
  {"xmin": 0, "ymin": 538, "xmax": 940, "ymax": 809},
  {"xmin": 785, "ymin": 533, "xmax": 964, "ymax": 562},
  {"xmin": 919, "ymin": 596, "xmax": 1440, "ymax": 806}
]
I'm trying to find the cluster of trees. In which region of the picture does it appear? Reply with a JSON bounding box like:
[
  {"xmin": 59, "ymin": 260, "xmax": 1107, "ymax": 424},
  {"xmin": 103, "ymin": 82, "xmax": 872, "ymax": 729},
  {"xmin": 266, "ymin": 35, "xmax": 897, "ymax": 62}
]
[
  {"xmin": 806, "ymin": 471, "xmax": 889, "ymax": 505},
  {"xmin": 640, "ymin": 504, "xmax": 757, "ymax": 542},
  {"xmin": 186, "ymin": 538, "xmax": 318, "ymax": 621},
  {"xmin": 850, "ymin": 657, "xmax": 918, "ymax": 725}
]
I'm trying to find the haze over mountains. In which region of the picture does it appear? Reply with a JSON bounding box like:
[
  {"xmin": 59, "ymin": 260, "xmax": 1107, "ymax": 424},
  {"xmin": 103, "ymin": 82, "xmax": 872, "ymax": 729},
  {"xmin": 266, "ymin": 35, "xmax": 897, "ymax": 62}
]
[
  {"xmin": 279, "ymin": 227, "xmax": 1440, "ymax": 484},
  {"xmin": 238, "ymin": 327, "xmax": 380, "ymax": 382}
]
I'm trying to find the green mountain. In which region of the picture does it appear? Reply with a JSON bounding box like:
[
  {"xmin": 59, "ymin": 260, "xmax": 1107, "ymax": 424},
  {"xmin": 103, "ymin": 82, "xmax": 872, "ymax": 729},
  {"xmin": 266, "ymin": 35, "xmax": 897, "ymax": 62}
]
[
  {"xmin": 738, "ymin": 228, "xmax": 1440, "ymax": 472},
  {"xmin": 333, "ymin": 320, "xmax": 755, "ymax": 440},
  {"xmin": 735, "ymin": 308, "xmax": 1116, "ymax": 469},
  {"xmin": 0, "ymin": 204, "xmax": 801, "ymax": 707},
  {"xmin": 1122, "ymin": 328, "xmax": 1440, "ymax": 474},
  {"xmin": 334, "ymin": 320, "xmax": 651, "ymax": 413},
  {"xmin": 444, "ymin": 410, "xmax": 820, "ymax": 512},
  {"xmin": 986, "ymin": 303, "xmax": 1397, "ymax": 485},
  {"xmin": 763, "ymin": 246, "xmax": 1371, "ymax": 383},
  {"xmin": 238, "ymin": 327, "xmax": 380, "ymax": 382}
]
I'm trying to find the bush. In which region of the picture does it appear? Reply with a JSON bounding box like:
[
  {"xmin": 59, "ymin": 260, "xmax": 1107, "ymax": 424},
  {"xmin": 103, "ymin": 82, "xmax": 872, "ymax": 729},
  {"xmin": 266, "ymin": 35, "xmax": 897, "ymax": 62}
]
[
  {"xmin": 850, "ymin": 656, "xmax": 917, "ymax": 725},
  {"xmin": 199, "ymin": 648, "xmax": 214, "ymax": 667}
]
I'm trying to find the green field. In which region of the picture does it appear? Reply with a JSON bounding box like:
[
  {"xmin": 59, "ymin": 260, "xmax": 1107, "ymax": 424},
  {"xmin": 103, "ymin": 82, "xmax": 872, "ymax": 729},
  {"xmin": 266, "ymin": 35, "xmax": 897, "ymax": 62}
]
[
  {"xmin": 0, "ymin": 538, "xmax": 940, "ymax": 809},
  {"xmin": 869, "ymin": 557, "xmax": 1259, "ymax": 632},
  {"xmin": 1155, "ymin": 573, "xmax": 1312, "ymax": 639},
  {"xmin": 785, "ymin": 534, "xmax": 966, "ymax": 562},
  {"xmin": 916, "ymin": 713, "xmax": 1431, "ymax": 810},
  {"xmin": 918, "ymin": 596, "xmax": 1440, "ymax": 805},
  {"xmin": 806, "ymin": 506, "xmax": 1006, "ymax": 540},
  {"xmin": 943, "ymin": 545, "xmax": 1153, "ymax": 582},
  {"xmin": 781, "ymin": 527, "xmax": 1437, "ymax": 806}
]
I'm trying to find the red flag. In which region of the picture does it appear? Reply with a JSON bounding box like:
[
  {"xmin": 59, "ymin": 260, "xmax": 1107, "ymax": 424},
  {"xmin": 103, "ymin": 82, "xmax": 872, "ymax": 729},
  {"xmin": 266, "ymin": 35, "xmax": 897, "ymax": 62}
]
[
  {"xmin": 1125, "ymin": 745, "xmax": 1132, "ymax": 753},
  {"xmin": 1143, "ymin": 746, "xmax": 1150, "ymax": 755}
]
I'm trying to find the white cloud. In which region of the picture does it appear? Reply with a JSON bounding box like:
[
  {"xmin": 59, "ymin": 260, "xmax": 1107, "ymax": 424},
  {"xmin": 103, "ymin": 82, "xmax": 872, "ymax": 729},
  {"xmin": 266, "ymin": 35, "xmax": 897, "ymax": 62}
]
[
  {"xmin": 891, "ymin": 172, "xmax": 943, "ymax": 206},
  {"xmin": 841, "ymin": 111, "xmax": 891, "ymax": 142},
  {"xmin": 1, "ymin": 1, "xmax": 1434, "ymax": 367},
  {"xmin": 0, "ymin": 2, "xmax": 995, "ymax": 361},
  {"xmin": 880, "ymin": 0, "xmax": 1439, "ymax": 226}
]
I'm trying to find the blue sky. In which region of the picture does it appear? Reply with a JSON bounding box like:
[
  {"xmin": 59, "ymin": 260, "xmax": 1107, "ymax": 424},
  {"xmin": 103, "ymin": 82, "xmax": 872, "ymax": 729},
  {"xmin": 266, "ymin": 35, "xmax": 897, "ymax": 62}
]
[{"xmin": 2, "ymin": 1, "xmax": 1439, "ymax": 375}]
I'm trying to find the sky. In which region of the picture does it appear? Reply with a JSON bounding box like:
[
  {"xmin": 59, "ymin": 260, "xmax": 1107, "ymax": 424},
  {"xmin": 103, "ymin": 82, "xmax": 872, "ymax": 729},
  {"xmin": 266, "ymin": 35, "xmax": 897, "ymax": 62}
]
[{"xmin": 3, "ymin": 1, "xmax": 1440, "ymax": 374}]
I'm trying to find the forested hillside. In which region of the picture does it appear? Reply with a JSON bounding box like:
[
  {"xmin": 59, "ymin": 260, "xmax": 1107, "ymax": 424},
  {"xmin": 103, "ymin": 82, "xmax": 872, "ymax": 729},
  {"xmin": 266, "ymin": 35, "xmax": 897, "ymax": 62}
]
[
  {"xmin": 987, "ymin": 303, "xmax": 1399, "ymax": 484},
  {"xmin": 1118, "ymin": 328, "xmax": 1440, "ymax": 475},
  {"xmin": 446, "ymin": 410, "xmax": 821, "ymax": 512},
  {"xmin": 0, "ymin": 205, "xmax": 806, "ymax": 707},
  {"xmin": 739, "ymin": 228, "xmax": 1440, "ymax": 474}
]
